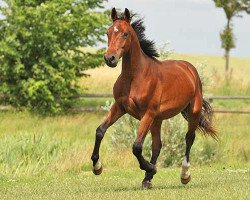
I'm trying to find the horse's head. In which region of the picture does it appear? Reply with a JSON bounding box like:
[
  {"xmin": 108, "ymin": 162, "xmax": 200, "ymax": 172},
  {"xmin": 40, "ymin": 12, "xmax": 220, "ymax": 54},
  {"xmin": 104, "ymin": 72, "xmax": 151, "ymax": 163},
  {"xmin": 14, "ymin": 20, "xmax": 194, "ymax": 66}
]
[{"xmin": 104, "ymin": 8, "xmax": 132, "ymax": 68}]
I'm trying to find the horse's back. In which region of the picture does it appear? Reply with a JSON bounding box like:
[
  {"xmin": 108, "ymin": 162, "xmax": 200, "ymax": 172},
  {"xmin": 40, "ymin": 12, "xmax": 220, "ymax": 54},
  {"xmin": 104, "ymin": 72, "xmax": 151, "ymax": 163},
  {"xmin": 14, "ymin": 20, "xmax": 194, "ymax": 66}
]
[
  {"xmin": 160, "ymin": 59, "xmax": 201, "ymax": 89},
  {"xmin": 158, "ymin": 59, "xmax": 199, "ymax": 87}
]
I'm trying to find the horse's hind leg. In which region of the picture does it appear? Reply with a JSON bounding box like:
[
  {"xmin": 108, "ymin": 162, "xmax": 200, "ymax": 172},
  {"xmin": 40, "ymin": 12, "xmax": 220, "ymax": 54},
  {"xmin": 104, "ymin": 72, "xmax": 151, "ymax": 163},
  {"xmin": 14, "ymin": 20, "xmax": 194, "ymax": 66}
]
[
  {"xmin": 181, "ymin": 94, "xmax": 202, "ymax": 184},
  {"xmin": 142, "ymin": 120, "xmax": 162, "ymax": 189}
]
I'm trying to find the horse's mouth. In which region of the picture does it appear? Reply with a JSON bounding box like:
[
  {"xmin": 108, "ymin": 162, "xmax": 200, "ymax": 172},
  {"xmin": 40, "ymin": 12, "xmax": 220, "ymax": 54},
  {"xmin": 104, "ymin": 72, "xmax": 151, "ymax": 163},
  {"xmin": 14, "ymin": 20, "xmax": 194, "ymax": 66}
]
[
  {"xmin": 107, "ymin": 63, "xmax": 117, "ymax": 68},
  {"xmin": 105, "ymin": 60, "xmax": 118, "ymax": 68}
]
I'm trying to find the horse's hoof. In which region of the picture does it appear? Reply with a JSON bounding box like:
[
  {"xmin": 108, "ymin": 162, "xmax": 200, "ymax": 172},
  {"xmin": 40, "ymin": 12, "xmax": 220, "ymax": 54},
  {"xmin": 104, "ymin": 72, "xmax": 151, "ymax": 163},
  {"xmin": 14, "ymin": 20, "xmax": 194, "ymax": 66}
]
[
  {"xmin": 92, "ymin": 165, "xmax": 103, "ymax": 175},
  {"xmin": 181, "ymin": 175, "xmax": 191, "ymax": 184},
  {"xmin": 92, "ymin": 161, "xmax": 103, "ymax": 175},
  {"xmin": 142, "ymin": 180, "xmax": 152, "ymax": 189}
]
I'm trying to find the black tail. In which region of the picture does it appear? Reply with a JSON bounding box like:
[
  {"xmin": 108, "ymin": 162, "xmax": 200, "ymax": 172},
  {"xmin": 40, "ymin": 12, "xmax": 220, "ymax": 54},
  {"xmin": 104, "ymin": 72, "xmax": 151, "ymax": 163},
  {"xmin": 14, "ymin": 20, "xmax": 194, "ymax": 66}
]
[
  {"xmin": 198, "ymin": 99, "xmax": 217, "ymax": 140},
  {"xmin": 181, "ymin": 99, "xmax": 217, "ymax": 140}
]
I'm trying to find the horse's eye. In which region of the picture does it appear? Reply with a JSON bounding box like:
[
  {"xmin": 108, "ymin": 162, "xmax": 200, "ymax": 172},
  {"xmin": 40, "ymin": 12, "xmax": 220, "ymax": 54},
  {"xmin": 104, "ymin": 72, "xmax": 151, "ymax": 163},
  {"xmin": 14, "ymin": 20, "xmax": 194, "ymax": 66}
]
[{"xmin": 123, "ymin": 32, "xmax": 129, "ymax": 38}]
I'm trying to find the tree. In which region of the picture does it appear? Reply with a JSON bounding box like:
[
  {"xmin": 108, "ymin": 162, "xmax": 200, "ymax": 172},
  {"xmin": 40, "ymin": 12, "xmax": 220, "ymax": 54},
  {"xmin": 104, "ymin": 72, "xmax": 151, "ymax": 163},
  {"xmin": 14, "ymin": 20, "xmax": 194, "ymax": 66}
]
[
  {"xmin": 213, "ymin": 0, "xmax": 250, "ymax": 75},
  {"xmin": 0, "ymin": 0, "xmax": 108, "ymax": 114}
]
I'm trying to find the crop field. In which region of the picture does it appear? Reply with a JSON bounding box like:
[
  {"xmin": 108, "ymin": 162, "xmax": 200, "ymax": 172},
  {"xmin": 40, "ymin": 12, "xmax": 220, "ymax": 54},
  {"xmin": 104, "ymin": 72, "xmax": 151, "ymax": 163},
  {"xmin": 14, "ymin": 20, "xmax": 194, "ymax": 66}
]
[{"xmin": 0, "ymin": 54, "xmax": 250, "ymax": 199}]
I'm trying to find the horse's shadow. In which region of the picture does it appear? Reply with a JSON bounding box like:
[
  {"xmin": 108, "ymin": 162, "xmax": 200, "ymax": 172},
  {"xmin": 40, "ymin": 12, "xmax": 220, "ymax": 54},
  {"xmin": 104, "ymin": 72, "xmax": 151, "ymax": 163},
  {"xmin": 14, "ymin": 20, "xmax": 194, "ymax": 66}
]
[{"xmin": 111, "ymin": 182, "xmax": 206, "ymax": 192}]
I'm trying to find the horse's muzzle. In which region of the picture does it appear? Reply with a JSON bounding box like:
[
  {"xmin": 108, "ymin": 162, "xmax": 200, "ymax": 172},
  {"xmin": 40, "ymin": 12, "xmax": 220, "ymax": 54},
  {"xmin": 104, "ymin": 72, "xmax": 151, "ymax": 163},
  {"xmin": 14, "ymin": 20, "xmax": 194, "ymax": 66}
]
[{"xmin": 104, "ymin": 55, "xmax": 118, "ymax": 68}]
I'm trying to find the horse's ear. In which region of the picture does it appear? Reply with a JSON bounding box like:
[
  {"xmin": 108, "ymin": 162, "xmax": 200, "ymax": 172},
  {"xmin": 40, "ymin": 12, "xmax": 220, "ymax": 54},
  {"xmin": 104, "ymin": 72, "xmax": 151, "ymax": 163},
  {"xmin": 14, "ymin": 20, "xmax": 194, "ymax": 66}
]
[
  {"xmin": 111, "ymin": 8, "xmax": 118, "ymax": 22},
  {"xmin": 124, "ymin": 8, "xmax": 131, "ymax": 22}
]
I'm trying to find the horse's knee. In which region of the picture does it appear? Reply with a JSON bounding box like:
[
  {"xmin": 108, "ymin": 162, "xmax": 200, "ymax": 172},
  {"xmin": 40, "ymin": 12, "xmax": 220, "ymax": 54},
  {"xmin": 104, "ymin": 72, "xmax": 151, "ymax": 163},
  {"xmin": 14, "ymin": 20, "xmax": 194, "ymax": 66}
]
[
  {"xmin": 96, "ymin": 126, "xmax": 105, "ymax": 141},
  {"xmin": 133, "ymin": 142, "xmax": 142, "ymax": 157}
]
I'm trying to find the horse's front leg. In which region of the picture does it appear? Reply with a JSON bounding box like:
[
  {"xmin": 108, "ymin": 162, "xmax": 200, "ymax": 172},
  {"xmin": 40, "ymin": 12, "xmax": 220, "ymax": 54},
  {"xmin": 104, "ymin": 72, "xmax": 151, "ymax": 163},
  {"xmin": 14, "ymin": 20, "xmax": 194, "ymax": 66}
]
[
  {"xmin": 132, "ymin": 110, "xmax": 156, "ymax": 188},
  {"xmin": 143, "ymin": 120, "xmax": 162, "ymax": 189},
  {"xmin": 91, "ymin": 103, "xmax": 124, "ymax": 175}
]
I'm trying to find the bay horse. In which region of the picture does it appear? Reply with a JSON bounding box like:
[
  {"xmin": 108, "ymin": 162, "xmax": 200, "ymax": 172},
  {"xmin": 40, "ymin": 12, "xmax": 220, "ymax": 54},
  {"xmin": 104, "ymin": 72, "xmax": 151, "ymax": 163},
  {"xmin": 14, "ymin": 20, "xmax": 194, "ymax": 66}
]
[{"xmin": 91, "ymin": 8, "xmax": 217, "ymax": 189}]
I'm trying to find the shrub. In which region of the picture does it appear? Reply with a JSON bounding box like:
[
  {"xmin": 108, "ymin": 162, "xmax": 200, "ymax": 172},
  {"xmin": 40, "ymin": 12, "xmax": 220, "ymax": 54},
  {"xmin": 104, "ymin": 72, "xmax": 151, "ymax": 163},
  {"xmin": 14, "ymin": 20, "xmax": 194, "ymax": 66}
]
[
  {"xmin": 159, "ymin": 115, "xmax": 187, "ymax": 167},
  {"xmin": 0, "ymin": 0, "xmax": 108, "ymax": 114}
]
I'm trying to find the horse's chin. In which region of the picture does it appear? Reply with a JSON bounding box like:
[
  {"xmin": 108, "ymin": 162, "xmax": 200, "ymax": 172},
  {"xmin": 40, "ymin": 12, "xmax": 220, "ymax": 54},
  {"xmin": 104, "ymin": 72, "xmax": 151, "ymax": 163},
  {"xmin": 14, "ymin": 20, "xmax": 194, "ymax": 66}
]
[{"xmin": 107, "ymin": 63, "xmax": 118, "ymax": 68}]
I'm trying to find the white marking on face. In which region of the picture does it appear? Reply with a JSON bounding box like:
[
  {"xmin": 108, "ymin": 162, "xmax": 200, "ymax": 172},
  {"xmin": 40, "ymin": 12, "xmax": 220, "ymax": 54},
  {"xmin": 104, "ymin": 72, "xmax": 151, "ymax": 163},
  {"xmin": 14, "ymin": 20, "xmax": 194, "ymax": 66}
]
[{"xmin": 114, "ymin": 26, "xmax": 119, "ymax": 32}]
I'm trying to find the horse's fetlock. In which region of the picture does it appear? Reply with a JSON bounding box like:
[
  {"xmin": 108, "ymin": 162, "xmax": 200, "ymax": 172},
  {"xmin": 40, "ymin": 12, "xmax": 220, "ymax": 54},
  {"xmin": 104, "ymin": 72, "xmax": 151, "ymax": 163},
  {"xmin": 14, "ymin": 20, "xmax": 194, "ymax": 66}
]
[
  {"xmin": 146, "ymin": 163, "xmax": 156, "ymax": 174},
  {"xmin": 91, "ymin": 155, "xmax": 99, "ymax": 164}
]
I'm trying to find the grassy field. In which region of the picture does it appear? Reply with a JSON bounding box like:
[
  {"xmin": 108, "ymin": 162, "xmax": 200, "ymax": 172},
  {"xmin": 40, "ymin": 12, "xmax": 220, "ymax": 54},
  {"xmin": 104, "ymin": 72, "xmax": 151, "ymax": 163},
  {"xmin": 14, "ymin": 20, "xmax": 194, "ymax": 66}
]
[
  {"xmin": 0, "ymin": 111, "xmax": 249, "ymax": 199},
  {"xmin": 1, "ymin": 165, "xmax": 249, "ymax": 200},
  {"xmin": 0, "ymin": 53, "xmax": 250, "ymax": 199}
]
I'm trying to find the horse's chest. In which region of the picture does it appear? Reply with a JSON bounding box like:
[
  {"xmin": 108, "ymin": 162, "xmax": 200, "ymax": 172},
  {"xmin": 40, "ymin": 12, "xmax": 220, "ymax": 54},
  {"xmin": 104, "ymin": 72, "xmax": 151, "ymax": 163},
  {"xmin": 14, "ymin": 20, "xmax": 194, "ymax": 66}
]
[
  {"xmin": 120, "ymin": 92, "xmax": 149, "ymax": 119},
  {"xmin": 114, "ymin": 77, "xmax": 155, "ymax": 117},
  {"xmin": 129, "ymin": 91, "xmax": 149, "ymax": 107}
]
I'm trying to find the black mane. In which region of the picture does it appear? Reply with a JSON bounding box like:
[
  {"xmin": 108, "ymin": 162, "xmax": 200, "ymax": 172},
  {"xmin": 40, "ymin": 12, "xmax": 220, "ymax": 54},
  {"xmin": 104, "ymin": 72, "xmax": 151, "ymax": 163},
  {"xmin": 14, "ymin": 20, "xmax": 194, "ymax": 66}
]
[
  {"xmin": 116, "ymin": 12, "xmax": 159, "ymax": 59},
  {"xmin": 131, "ymin": 18, "xmax": 159, "ymax": 58}
]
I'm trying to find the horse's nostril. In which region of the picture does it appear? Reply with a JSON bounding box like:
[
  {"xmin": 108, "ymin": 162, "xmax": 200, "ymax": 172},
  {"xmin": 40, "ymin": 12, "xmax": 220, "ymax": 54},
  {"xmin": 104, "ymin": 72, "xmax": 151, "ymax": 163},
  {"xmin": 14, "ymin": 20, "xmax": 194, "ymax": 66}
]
[{"xmin": 109, "ymin": 56, "xmax": 115, "ymax": 62}]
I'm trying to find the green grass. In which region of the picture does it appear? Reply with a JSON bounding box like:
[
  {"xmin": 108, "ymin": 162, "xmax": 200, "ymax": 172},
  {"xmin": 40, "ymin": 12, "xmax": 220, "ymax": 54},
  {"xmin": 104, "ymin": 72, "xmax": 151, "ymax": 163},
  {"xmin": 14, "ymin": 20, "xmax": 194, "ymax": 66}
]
[
  {"xmin": 0, "ymin": 111, "xmax": 104, "ymax": 176},
  {"xmin": 0, "ymin": 111, "xmax": 249, "ymax": 177},
  {"xmin": 74, "ymin": 98, "xmax": 113, "ymax": 107},
  {"xmin": 1, "ymin": 165, "xmax": 249, "ymax": 199},
  {"xmin": 213, "ymin": 99, "xmax": 250, "ymax": 110}
]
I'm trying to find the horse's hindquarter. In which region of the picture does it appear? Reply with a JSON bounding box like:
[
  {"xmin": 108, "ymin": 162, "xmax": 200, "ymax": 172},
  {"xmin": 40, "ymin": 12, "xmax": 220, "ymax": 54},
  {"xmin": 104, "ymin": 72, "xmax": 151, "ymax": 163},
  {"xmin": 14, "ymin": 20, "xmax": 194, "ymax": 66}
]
[{"xmin": 157, "ymin": 60, "xmax": 198, "ymax": 119}]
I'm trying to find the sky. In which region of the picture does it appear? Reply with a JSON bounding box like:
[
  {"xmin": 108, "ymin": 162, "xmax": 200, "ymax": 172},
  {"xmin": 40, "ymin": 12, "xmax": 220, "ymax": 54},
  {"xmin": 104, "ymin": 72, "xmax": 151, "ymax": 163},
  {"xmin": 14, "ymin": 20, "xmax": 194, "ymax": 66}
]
[
  {"xmin": 104, "ymin": 0, "xmax": 250, "ymax": 57},
  {"xmin": 0, "ymin": 0, "xmax": 249, "ymax": 57}
]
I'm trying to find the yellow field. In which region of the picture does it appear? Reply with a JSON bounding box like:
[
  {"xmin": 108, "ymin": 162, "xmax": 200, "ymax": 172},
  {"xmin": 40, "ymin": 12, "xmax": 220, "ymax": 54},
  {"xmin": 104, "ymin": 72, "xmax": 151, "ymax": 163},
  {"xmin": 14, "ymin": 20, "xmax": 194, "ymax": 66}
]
[{"xmin": 81, "ymin": 53, "xmax": 250, "ymax": 94}]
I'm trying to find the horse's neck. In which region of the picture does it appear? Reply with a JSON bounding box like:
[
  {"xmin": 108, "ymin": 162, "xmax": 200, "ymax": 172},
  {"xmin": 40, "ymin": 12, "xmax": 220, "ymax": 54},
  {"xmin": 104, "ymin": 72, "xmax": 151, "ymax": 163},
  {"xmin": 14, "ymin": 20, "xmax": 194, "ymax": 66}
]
[{"xmin": 121, "ymin": 36, "xmax": 146, "ymax": 79}]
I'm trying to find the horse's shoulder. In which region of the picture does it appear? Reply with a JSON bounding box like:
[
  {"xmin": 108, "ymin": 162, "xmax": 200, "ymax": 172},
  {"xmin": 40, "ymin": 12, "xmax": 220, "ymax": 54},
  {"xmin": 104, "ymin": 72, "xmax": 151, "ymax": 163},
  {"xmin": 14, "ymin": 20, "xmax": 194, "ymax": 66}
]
[{"xmin": 113, "ymin": 75, "xmax": 130, "ymax": 99}]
